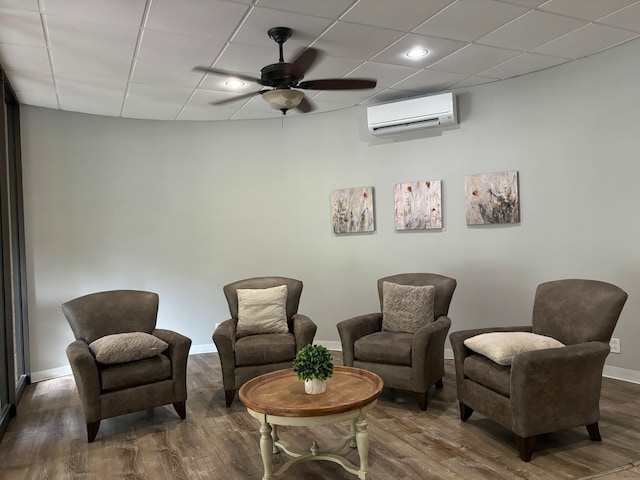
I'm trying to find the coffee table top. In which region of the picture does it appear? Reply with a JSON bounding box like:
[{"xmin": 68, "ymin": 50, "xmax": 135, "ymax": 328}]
[{"xmin": 239, "ymin": 366, "xmax": 384, "ymax": 417}]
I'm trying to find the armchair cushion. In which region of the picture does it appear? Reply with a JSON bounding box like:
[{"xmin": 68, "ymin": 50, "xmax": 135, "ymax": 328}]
[
  {"xmin": 236, "ymin": 285, "xmax": 289, "ymax": 337},
  {"xmin": 354, "ymin": 331, "xmax": 413, "ymax": 366},
  {"xmin": 464, "ymin": 332, "xmax": 565, "ymax": 366},
  {"xmin": 99, "ymin": 354, "xmax": 172, "ymax": 391},
  {"xmin": 88, "ymin": 332, "xmax": 168, "ymax": 364},
  {"xmin": 382, "ymin": 282, "xmax": 435, "ymax": 333},
  {"xmin": 235, "ymin": 333, "xmax": 296, "ymax": 366}
]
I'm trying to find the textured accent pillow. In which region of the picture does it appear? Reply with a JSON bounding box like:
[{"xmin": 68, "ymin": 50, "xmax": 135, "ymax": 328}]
[
  {"xmin": 236, "ymin": 284, "xmax": 289, "ymax": 337},
  {"xmin": 464, "ymin": 332, "xmax": 565, "ymax": 366},
  {"xmin": 89, "ymin": 332, "xmax": 168, "ymax": 364},
  {"xmin": 382, "ymin": 282, "xmax": 435, "ymax": 333}
]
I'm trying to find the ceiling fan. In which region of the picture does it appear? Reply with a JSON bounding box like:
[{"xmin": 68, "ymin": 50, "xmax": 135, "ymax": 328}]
[{"xmin": 194, "ymin": 27, "xmax": 377, "ymax": 115}]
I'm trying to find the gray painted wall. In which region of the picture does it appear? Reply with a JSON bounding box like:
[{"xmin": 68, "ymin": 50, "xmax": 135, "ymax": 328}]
[{"xmin": 21, "ymin": 37, "xmax": 640, "ymax": 381}]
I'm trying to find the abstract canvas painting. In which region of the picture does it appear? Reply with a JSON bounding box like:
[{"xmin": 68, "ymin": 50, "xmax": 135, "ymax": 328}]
[
  {"xmin": 465, "ymin": 170, "xmax": 520, "ymax": 225},
  {"xmin": 331, "ymin": 186, "xmax": 375, "ymax": 233},
  {"xmin": 394, "ymin": 180, "xmax": 442, "ymax": 230}
]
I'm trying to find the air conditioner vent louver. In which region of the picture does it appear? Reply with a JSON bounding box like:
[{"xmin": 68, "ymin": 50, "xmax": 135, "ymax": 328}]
[{"xmin": 367, "ymin": 92, "xmax": 457, "ymax": 136}]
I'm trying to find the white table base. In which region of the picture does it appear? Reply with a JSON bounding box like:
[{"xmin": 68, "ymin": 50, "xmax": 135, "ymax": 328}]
[{"xmin": 247, "ymin": 400, "xmax": 377, "ymax": 480}]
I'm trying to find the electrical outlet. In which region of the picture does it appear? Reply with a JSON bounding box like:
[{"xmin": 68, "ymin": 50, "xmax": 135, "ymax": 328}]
[{"xmin": 610, "ymin": 338, "xmax": 621, "ymax": 354}]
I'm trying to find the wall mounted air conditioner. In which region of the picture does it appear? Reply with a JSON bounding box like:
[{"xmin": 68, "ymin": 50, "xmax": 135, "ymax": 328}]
[{"xmin": 367, "ymin": 92, "xmax": 457, "ymax": 136}]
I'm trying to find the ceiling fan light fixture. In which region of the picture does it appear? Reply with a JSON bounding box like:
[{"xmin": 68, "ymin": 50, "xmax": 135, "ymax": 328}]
[
  {"xmin": 262, "ymin": 88, "xmax": 304, "ymax": 112},
  {"xmin": 406, "ymin": 48, "xmax": 428, "ymax": 58}
]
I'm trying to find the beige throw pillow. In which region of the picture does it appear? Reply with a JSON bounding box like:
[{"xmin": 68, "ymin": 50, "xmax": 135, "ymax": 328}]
[
  {"xmin": 236, "ymin": 284, "xmax": 289, "ymax": 337},
  {"xmin": 382, "ymin": 282, "xmax": 435, "ymax": 333},
  {"xmin": 464, "ymin": 332, "xmax": 565, "ymax": 366},
  {"xmin": 89, "ymin": 332, "xmax": 168, "ymax": 364}
]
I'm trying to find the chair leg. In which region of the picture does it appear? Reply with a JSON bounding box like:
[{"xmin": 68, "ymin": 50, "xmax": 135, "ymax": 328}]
[
  {"xmin": 435, "ymin": 379, "xmax": 444, "ymax": 389},
  {"xmin": 415, "ymin": 392, "xmax": 428, "ymax": 411},
  {"xmin": 87, "ymin": 421, "xmax": 100, "ymax": 443},
  {"xmin": 459, "ymin": 402, "xmax": 473, "ymax": 421},
  {"xmin": 225, "ymin": 389, "xmax": 236, "ymax": 408},
  {"xmin": 514, "ymin": 434, "xmax": 536, "ymax": 462},
  {"xmin": 173, "ymin": 401, "xmax": 186, "ymax": 419},
  {"xmin": 587, "ymin": 422, "xmax": 601, "ymax": 441}
]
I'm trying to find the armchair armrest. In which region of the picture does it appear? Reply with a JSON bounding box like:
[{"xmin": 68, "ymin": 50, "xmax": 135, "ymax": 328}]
[
  {"xmin": 212, "ymin": 319, "xmax": 237, "ymax": 390},
  {"xmin": 153, "ymin": 329, "xmax": 192, "ymax": 401},
  {"xmin": 336, "ymin": 313, "xmax": 383, "ymax": 366},
  {"xmin": 449, "ymin": 326, "xmax": 532, "ymax": 388},
  {"xmin": 510, "ymin": 341, "xmax": 610, "ymax": 436},
  {"xmin": 66, "ymin": 340, "xmax": 101, "ymax": 423},
  {"xmin": 292, "ymin": 313, "xmax": 317, "ymax": 351},
  {"xmin": 411, "ymin": 316, "xmax": 452, "ymax": 388}
]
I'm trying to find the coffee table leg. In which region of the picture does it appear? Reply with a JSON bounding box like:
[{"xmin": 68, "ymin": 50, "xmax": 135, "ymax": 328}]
[
  {"xmin": 355, "ymin": 413, "xmax": 369, "ymax": 479},
  {"xmin": 259, "ymin": 422, "xmax": 274, "ymax": 480},
  {"xmin": 271, "ymin": 424, "xmax": 280, "ymax": 454},
  {"xmin": 349, "ymin": 420, "xmax": 357, "ymax": 448}
]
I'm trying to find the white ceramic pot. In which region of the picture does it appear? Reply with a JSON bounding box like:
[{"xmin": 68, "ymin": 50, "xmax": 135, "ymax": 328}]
[{"xmin": 304, "ymin": 378, "xmax": 327, "ymax": 394}]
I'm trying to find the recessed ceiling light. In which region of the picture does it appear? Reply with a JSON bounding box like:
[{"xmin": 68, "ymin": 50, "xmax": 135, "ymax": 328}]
[
  {"xmin": 406, "ymin": 48, "xmax": 428, "ymax": 59},
  {"xmin": 225, "ymin": 79, "xmax": 245, "ymax": 88}
]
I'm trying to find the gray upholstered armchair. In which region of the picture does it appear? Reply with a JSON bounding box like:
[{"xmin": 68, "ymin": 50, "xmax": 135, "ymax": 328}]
[
  {"xmin": 62, "ymin": 290, "xmax": 192, "ymax": 442},
  {"xmin": 449, "ymin": 279, "xmax": 628, "ymax": 461},
  {"xmin": 337, "ymin": 273, "xmax": 457, "ymax": 410},
  {"xmin": 213, "ymin": 276, "xmax": 317, "ymax": 407}
]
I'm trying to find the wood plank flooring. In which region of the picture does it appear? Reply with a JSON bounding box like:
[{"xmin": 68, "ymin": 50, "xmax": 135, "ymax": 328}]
[{"xmin": 0, "ymin": 352, "xmax": 639, "ymax": 479}]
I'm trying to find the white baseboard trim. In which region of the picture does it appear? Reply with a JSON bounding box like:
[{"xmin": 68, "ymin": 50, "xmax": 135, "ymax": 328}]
[
  {"xmin": 603, "ymin": 365, "xmax": 640, "ymax": 384},
  {"xmin": 29, "ymin": 343, "xmax": 640, "ymax": 386},
  {"xmin": 31, "ymin": 365, "xmax": 72, "ymax": 383}
]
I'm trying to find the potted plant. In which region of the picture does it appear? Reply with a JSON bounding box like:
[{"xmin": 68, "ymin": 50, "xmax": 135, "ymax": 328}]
[{"xmin": 293, "ymin": 344, "xmax": 334, "ymax": 394}]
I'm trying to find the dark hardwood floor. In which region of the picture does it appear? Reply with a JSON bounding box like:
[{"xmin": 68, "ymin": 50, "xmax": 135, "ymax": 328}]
[{"xmin": 0, "ymin": 352, "xmax": 639, "ymax": 479}]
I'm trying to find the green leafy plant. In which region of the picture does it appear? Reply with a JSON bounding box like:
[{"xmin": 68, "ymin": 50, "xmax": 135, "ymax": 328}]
[{"xmin": 293, "ymin": 344, "xmax": 334, "ymax": 381}]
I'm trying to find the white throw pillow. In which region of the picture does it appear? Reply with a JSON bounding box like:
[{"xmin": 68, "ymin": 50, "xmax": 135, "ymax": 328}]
[
  {"xmin": 89, "ymin": 332, "xmax": 168, "ymax": 364},
  {"xmin": 382, "ymin": 282, "xmax": 435, "ymax": 333},
  {"xmin": 236, "ymin": 284, "xmax": 289, "ymax": 337},
  {"xmin": 464, "ymin": 332, "xmax": 565, "ymax": 366}
]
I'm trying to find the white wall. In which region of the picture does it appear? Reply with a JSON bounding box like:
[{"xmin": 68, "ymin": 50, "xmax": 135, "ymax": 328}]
[{"xmin": 21, "ymin": 37, "xmax": 640, "ymax": 382}]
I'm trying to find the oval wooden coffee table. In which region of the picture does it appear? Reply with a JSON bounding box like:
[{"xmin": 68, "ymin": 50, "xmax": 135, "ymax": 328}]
[{"xmin": 239, "ymin": 366, "xmax": 383, "ymax": 480}]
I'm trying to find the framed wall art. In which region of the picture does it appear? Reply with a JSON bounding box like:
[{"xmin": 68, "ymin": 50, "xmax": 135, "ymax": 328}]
[
  {"xmin": 331, "ymin": 186, "xmax": 375, "ymax": 233},
  {"xmin": 465, "ymin": 170, "xmax": 520, "ymax": 225},
  {"xmin": 394, "ymin": 180, "xmax": 442, "ymax": 230}
]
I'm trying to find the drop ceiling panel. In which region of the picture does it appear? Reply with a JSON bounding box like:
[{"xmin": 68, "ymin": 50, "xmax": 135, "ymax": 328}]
[
  {"xmin": 0, "ymin": 0, "xmax": 38, "ymax": 10},
  {"xmin": 539, "ymin": 0, "xmax": 639, "ymax": 21},
  {"xmin": 371, "ymin": 34, "xmax": 466, "ymax": 68},
  {"xmin": 348, "ymin": 61, "xmax": 420, "ymax": 89},
  {"xmin": 0, "ymin": 44, "xmax": 50, "ymax": 74},
  {"xmin": 429, "ymin": 44, "xmax": 520, "ymax": 75},
  {"xmin": 133, "ymin": 30, "xmax": 225, "ymax": 87},
  {"xmin": 145, "ymin": 0, "xmax": 249, "ymax": 42},
  {"xmin": 532, "ymin": 24, "xmax": 639, "ymax": 59},
  {"xmin": 479, "ymin": 52, "xmax": 568, "ymax": 79},
  {"xmin": 0, "ymin": 8, "xmax": 45, "ymax": 47},
  {"xmin": 599, "ymin": 2, "xmax": 640, "ymax": 32},
  {"xmin": 255, "ymin": 0, "xmax": 354, "ymax": 19},
  {"xmin": 231, "ymin": 6, "xmax": 334, "ymax": 49},
  {"xmin": 413, "ymin": 0, "xmax": 528, "ymax": 43},
  {"xmin": 313, "ymin": 22, "xmax": 405, "ymax": 60},
  {"xmin": 56, "ymin": 77, "xmax": 125, "ymax": 116},
  {"xmin": 46, "ymin": 16, "xmax": 137, "ymax": 80},
  {"xmin": 390, "ymin": 68, "xmax": 470, "ymax": 93},
  {"xmin": 301, "ymin": 55, "xmax": 364, "ymax": 82},
  {"xmin": 123, "ymin": 83, "xmax": 194, "ymax": 119},
  {"xmin": 477, "ymin": 10, "xmax": 587, "ymax": 51},
  {"xmin": 42, "ymin": 0, "xmax": 146, "ymax": 28},
  {"xmin": 341, "ymin": 0, "xmax": 453, "ymax": 31}
]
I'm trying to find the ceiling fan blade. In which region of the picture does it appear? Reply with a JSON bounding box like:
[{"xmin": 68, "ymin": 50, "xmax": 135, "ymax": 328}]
[
  {"xmin": 209, "ymin": 90, "xmax": 266, "ymax": 106},
  {"xmin": 295, "ymin": 96, "xmax": 315, "ymax": 113},
  {"xmin": 298, "ymin": 78, "xmax": 377, "ymax": 90},
  {"xmin": 193, "ymin": 66, "xmax": 261, "ymax": 84},
  {"xmin": 287, "ymin": 48, "xmax": 322, "ymax": 78}
]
